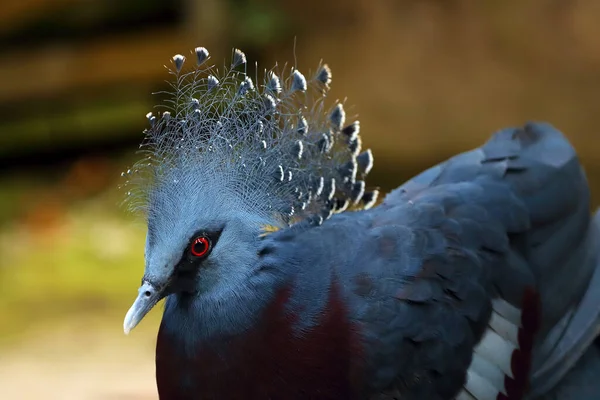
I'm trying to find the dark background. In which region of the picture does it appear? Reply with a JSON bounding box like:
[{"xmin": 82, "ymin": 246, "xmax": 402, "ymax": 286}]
[{"xmin": 0, "ymin": 1, "xmax": 598, "ymax": 398}]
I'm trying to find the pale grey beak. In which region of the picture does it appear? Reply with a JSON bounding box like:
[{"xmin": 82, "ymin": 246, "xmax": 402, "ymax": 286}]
[{"xmin": 123, "ymin": 281, "xmax": 162, "ymax": 334}]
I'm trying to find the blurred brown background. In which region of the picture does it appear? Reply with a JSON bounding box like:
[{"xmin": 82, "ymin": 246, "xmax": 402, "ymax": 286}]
[{"xmin": 0, "ymin": 0, "xmax": 599, "ymax": 398}]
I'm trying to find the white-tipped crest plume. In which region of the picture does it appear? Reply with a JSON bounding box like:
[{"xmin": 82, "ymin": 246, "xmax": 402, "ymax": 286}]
[{"xmin": 122, "ymin": 46, "xmax": 378, "ymax": 227}]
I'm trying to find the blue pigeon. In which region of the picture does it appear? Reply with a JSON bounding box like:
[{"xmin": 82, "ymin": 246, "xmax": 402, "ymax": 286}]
[{"xmin": 122, "ymin": 46, "xmax": 600, "ymax": 399}]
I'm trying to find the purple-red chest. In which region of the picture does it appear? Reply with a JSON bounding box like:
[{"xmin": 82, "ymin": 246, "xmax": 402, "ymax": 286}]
[{"xmin": 155, "ymin": 283, "xmax": 364, "ymax": 399}]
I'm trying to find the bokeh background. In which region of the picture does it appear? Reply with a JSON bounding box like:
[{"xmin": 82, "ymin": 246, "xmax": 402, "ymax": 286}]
[{"xmin": 1, "ymin": 1, "xmax": 599, "ymax": 398}]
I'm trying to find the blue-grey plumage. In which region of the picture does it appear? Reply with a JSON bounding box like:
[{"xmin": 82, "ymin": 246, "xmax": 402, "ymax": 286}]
[{"xmin": 122, "ymin": 47, "xmax": 600, "ymax": 400}]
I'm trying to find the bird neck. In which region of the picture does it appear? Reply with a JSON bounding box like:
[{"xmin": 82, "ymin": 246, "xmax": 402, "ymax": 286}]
[{"xmin": 155, "ymin": 277, "xmax": 365, "ymax": 399}]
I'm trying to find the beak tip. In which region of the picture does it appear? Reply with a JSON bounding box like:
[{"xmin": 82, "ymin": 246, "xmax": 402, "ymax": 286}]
[
  {"xmin": 123, "ymin": 301, "xmax": 137, "ymax": 335},
  {"xmin": 123, "ymin": 305, "xmax": 138, "ymax": 335}
]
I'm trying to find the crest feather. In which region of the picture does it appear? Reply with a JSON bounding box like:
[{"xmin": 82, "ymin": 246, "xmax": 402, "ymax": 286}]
[{"xmin": 122, "ymin": 47, "xmax": 377, "ymax": 226}]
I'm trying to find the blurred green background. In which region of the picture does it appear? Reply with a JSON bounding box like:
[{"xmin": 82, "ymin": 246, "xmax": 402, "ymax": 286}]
[{"xmin": 1, "ymin": 0, "xmax": 599, "ymax": 398}]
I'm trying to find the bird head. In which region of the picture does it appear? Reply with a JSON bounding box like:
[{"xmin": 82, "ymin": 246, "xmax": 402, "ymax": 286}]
[{"xmin": 122, "ymin": 47, "xmax": 377, "ymax": 334}]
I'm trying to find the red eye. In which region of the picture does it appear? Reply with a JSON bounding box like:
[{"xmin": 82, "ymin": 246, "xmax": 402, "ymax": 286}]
[{"xmin": 190, "ymin": 236, "xmax": 210, "ymax": 257}]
